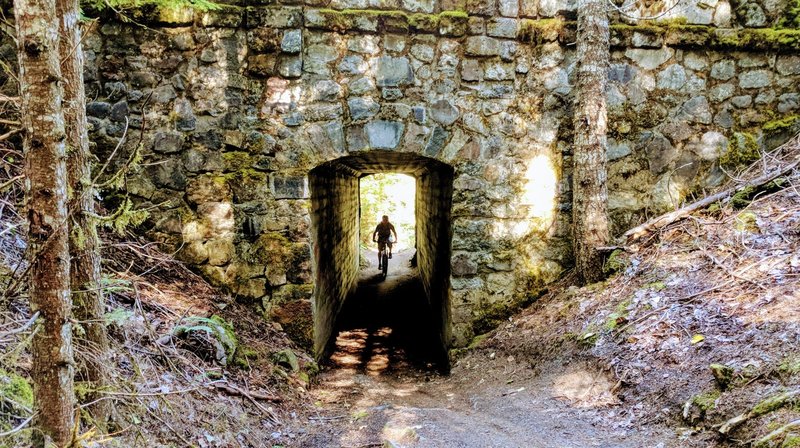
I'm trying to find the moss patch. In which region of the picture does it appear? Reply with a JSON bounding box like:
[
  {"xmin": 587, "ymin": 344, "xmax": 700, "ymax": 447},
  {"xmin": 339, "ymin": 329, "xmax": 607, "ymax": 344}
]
[
  {"xmin": 519, "ymin": 19, "xmax": 572, "ymax": 44},
  {"xmin": 721, "ymin": 132, "xmax": 760, "ymax": 169},
  {"xmin": 763, "ymin": 115, "xmax": 800, "ymax": 133}
]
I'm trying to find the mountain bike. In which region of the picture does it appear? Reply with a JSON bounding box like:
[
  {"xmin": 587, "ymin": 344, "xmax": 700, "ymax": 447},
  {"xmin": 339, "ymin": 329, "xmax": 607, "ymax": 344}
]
[{"xmin": 376, "ymin": 236, "xmax": 394, "ymax": 279}]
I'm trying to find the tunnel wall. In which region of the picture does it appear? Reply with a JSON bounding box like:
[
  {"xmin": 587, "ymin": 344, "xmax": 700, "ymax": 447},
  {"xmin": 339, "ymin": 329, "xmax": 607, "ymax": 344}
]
[
  {"xmin": 416, "ymin": 167, "xmax": 455, "ymax": 352},
  {"xmin": 68, "ymin": 1, "xmax": 800, "ymax": 347},
  {"xmin": 309, "ymin": 165, "xmax": 360, "ymax": 356}
]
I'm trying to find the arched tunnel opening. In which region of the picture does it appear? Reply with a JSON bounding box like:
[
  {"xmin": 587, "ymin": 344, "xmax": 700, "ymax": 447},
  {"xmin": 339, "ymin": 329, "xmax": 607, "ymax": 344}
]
[{"xmin": 309, "ymin": 152, "xmax": 454, "ymax": 373}]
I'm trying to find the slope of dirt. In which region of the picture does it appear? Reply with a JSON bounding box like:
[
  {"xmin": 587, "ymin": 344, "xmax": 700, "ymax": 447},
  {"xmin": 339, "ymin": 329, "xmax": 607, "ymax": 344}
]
[
  {"xmin": 472, "ymin": 143, "xmax": 800, "ymax": 447},
  {"xmin": 1, "ymin": 231, "xmax": 318, "ymax": 447}
]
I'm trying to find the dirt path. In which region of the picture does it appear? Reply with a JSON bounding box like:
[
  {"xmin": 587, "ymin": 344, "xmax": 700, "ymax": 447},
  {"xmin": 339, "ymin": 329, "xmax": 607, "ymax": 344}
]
[{"xmin": 296, "ymin": 250, "xmax": 677, "ymax": 447}]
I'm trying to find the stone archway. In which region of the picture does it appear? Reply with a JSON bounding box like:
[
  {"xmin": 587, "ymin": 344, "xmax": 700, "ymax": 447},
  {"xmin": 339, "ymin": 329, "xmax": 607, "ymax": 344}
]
[{"xmin": 309, "ymin": 151, "xmax": 454, "ymax": 361}]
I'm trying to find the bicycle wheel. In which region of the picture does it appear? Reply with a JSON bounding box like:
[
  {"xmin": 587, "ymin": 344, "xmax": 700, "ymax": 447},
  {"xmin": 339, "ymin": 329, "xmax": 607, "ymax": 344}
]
[{"xmin": 381, "ymin": 252, "xmax": 388, "ymax": 278}]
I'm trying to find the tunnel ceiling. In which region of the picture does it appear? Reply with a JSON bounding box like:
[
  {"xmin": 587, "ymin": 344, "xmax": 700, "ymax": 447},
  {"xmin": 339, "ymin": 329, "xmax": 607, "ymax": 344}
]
[{"xmin": 312, "ymin": 152, "xmax": 453, "ymax": 177}]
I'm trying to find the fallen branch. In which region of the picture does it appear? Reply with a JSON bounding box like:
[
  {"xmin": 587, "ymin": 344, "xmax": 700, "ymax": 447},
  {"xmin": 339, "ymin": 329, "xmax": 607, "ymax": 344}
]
[
  {"xmin": 0, "ymin": 415, "xmax": 33, "ymax": 437},
  {"xmin": 212, "ymin": 382, "xmax": 281, "ymax": 424},
  {"xmin": 752, "ymin": 418, "xmax": 800, "ymax": 446},
  {"xmin": 718, "ymin": 389, "xmax": 800, "ymax": 436},
  {"xmin": 624, "ymin": 156, "xmax": 800, "ymax": 242},
  {"xmin": 212, "ymin": 382, "xmax": 282, "ymax": 403}
]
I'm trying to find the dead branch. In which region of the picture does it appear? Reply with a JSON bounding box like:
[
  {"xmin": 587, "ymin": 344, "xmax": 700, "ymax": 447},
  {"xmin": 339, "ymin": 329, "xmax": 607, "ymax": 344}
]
[
  {"xmin": 212, "ymin": 382, "xmax": 283, "ymax": 403},
  {"xmin": 0, "ymin": 310, "xmax": 39, "ymax": 337},
  {"xmin": 0, "ymin": 415, "xmax": 33, "ymax": 437},
  {"xmin": 718, "ymin": 389, "xmax": 800, "ymax": 436},
  {"xmin": 624, "ymin": 156, "xmax": 800, "ymax": 242},
  {"xmin": 752, "ymin": 418, "xmax": 800, "ymax": 446},
  {"xmin": 212, "ymin": 382, "xmax": 281, "ymax": 423}
]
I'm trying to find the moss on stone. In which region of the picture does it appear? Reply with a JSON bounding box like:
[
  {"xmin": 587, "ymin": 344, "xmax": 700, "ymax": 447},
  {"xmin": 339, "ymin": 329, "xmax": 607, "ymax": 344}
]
[
  {"xmin": 519, "ymin": 19, "xmax": 571, "ymax": 45},
  {"xmin": 603, "ymin": 249, "xmax": 628, "ymax": 275},
  {"xmin": 439, "ymin": 10, "xmax": 468, "ymax": 18},
  {"xmin": 409, "ymin": 13, "xmax": 439, "ymax": 32},
  {"xmin": 763, "ymin": 115, "xmax": 800, "ymax": 133},
  {"xmin": 778, "ymin": 355, "xmax": 800, "ymax": 376},
  {"xmin": 692, "ymin": 390, "xmax": 721, "ymax": 411},
  {"xmin": 467, "ymin": 333, "xmax": 489, "ymax": 349},
  {"xmin": 223, "ymin": 151, "xmax": 255, "ymax": 172},
  {"xmin": 752, "ymin": 390, "xmax": 799, "ymax": 415},
  {"xmin": 721, "ymin": 131, "xmax": 760, "ymax": 169},
  {"xmin": 604, "ymin": 299, "xmax": 632, "ymax": 331},
  {"xmin": 778, "ymin": 0, "xmax": 800, "ymax": 28}
]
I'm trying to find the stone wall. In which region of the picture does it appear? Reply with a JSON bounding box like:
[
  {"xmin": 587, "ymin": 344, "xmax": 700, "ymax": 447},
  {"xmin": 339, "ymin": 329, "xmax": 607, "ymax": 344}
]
[
  {"xmin": 416, "ymin": 166, "xmax": 455, "ymax": 351},
  {"xmin": 309, "ymin": 164, "xmax": 360, "ymax": 355},
  {"xmin": 73, "ymin": 1, "xmax": 800, "ymax": 349}
]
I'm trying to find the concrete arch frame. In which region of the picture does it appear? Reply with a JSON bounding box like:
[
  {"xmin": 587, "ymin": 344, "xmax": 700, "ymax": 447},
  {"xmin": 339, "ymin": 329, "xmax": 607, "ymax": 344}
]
[{"xmin": 309, "ymin": 151, "xmax": 454, "ymax": 361}]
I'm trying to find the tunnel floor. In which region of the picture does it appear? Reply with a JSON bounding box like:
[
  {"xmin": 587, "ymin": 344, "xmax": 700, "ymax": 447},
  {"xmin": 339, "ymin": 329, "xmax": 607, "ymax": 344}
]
[{"xmin": 325, "ymin": 249, "xmax": 449, "ymax": 375}]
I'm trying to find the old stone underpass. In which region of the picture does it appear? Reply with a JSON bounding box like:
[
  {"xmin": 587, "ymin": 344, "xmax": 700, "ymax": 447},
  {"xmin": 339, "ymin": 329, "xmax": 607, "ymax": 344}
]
[{"xmin": 80, "ymin": 0, "xmax": 800, "ymax": 358}]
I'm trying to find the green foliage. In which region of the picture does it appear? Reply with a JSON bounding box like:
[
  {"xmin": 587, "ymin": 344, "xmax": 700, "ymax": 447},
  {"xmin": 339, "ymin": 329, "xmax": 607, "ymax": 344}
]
[
  {"xmin": 100, "ymin": 197, "xmax": 149, "ymax": 235},
  {"xmin": 103, "ymin": 307, "xmax": 134, "ymax": 326},
  {"xmin": 359, "ymin": 174, "xmax": 416, "ymax": 250},
  {"xmin": 0, "ymin": 369, "xmax": 33, "ymax": 440}
]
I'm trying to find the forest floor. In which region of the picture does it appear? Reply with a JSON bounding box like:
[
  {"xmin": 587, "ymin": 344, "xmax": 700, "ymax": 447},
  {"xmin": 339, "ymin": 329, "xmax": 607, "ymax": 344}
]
[{"xmin": 1, "ymin": 138, "xmax": 799, "ymax": 447}]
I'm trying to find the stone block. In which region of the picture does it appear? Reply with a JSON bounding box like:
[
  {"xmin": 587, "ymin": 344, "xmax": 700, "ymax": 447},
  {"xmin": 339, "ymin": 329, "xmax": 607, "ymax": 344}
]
[
  {"xmin": 430, "ymin": 99, "xmax": 460, "ymax": 125},
  {"xmin": 499, "ymin": 0, "xmax": 519, "ymax": 16},
  {"xmin": 468, "ymin": 17, "xmax": 485, "ymax": 34},
  {"xmin": 278, "ymin": 55, "xmax": 303, "ymax": 78},
  {"xmin": 710, "ymin": 60, "xmax": 736, "ymax": 80},
  {"xmin": 247, "ymin": 54, "xmax": 278, "ymax": 77},
  {"xmin": 465, "ymin": 36, "xmax": 500, "ymax": 57},
  {"xmin": 271, "ymin": 173, "xmax": 309, "ymax": 199},
  {"xmin": 86, "ymin": 101, "xmax": 111, "ymax": 119},
  {"xmin": 365, "ymin": 120, "xmax": 405, "ymax": 149},
  {"xmin": 638, "ymin": 131, "xmax": 676, "ymax": 174},
  {"xmin": 738, "ymin": 70, "xmax": 772, "ymax": 89},
  {"xmin": 439, "ymin": 12, "xmax": 469, "ymax": 36},
  {"xmin": 246, "ymin": 6, "xmax": 303, "ymax": 28},
  {"xmin": 776, "ymin": 55, "xmax": 800, "ymax": 76},
  {"xmin": 486, "ymin": 18, "xmax": 518, "ymax": 38},
  {"xmin": 376, "ymin": 56, "xmax": 414, "ymax": 87},
  {"xmin": 624, "ymin": 48, "xmax": 674, "ymax": 70},
  {"xmin": 461, "ymin": 59, "xmax": 483, "ymax": 81},
  {"xmin": 281, "ymin": 29, "xmax": 303, "ymax": 53},
  {"xmin": 484, "ymin": 61, "xmax": 515, "ymax": 81},
  {"xmin": 153, "ymin": 131, "xmax": 185, "ymax": 154},
  {"xmin": 467, "ymin": 0, "xmax": 496, "ymax": 16},
  {"xmin": 348, "ymin": 97, "xmax": 380, "ymax": 121}
]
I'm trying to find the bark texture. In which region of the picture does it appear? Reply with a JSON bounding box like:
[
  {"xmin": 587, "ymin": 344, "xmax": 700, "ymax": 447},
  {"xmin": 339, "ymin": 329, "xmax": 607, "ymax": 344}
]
[
  {"xmin": 572, "ymin": 0, "xmax": 611, "ymax": 285},
  {"xmin": 13, "ymin": 0, "xmax": 76, "ymax": 445},
  {"xmin": 56, "ymin": 0, "xmax": 112, "ymax": 429}
]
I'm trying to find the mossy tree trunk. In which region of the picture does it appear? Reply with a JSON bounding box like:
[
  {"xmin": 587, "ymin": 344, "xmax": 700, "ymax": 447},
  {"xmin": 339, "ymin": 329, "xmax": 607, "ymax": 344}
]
[
  {"xmin": 13, "ymin": 0, "xmax": 76, "ymax": 445},
  {"xmin": 572, "ymin": 0, "xmax": 611, "ymax": 285},
  {"xmin": 56, "ymin": 0, "xmax": 113, "ymax": 430}
]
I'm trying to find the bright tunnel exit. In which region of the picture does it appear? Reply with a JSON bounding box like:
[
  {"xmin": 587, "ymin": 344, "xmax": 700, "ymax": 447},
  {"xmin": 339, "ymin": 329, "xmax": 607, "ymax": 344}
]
[{"xmin": 359, "ymin": 173, "xmax": 416, "ymax": 252}]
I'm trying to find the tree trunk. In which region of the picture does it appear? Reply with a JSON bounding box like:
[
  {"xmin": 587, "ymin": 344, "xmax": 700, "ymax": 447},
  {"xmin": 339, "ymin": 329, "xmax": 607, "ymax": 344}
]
[
  {"xmin": 572, "ymin": 0, "xmax": 611, "ymax": 285},
  {"xmin": 13, "ymin": 1, "xmax": 76, "ymax": 446},
  {"xmin": 56, "ymin": 0, "xmax": 113, "ymax": 430}
]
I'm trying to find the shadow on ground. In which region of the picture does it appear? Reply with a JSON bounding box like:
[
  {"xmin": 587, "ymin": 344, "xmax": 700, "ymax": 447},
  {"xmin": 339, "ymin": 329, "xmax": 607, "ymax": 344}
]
[{"xmin": 326, "ymin": 249, "xmax": 448, "ymax": 375}]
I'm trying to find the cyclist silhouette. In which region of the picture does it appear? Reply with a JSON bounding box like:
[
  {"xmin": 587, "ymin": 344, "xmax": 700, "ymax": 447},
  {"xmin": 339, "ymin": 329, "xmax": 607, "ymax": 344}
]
[{"xmin": 372, "ymin": 215, "xmax": 398, "ymax": 270}]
